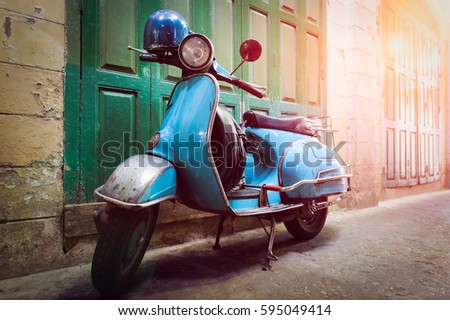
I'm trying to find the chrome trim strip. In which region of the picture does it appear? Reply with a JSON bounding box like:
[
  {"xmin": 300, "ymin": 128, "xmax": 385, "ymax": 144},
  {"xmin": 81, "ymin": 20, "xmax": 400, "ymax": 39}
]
[
  {"xmin": 94, "ymin": 187, "xmax": 176, "ymax": 211},
  {"xmin": 280, "ymin": 165, "xmax": 352, "ymax": 192},
  {"xmin": 203, "ymin": 73, "xmax": 230, "ymax": 208},
  {"xmin": 233, "ymin": 202, "xmax": 304, "ymax": 217}
]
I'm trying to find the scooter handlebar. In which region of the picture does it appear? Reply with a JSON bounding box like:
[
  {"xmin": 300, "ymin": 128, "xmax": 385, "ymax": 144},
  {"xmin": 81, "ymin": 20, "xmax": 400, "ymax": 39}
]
[
  {"xmin": 133, "ymin": 48, "xmax": 267, "ymax": 99},
  {"xmin": 233, "ymin": 78, "xmax": 267, "ymax": 99}
]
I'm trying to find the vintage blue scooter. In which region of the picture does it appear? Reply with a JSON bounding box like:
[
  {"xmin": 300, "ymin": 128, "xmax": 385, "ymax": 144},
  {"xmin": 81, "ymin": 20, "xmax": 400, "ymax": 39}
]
[{"xmin": 91, "ymin": 10, "xmax": 352, "ymax": 295}]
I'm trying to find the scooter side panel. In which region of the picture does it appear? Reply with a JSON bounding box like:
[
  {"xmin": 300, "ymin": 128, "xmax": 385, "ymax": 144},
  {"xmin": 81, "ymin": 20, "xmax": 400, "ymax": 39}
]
[
  {"xmin": 244, "ymin": 127, "xmax": 347, "ymax": 201},
  {"xmin": 244, "ymin": 128, "xmax": 307, "ymax": 205},
  {"xmin": 281, "ymin": 140, "xmax": 348, "ymax": 199},
  {"xmin": 149, "ymin": 74, "xmax": 229, "ymax": 213}
]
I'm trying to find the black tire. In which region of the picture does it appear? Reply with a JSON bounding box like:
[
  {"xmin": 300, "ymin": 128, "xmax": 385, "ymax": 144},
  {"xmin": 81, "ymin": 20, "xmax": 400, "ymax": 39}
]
[
  {"xmin": 91, "ymin": 205, "xmax": 158, "ymax": 296},
  {"xmin": 283, "ymin": 198, "xmax": 328, "ymax": 241}
]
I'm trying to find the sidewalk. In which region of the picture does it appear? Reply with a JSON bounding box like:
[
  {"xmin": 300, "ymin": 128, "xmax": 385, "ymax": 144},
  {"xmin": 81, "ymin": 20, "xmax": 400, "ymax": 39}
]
[{"xmin": 1, "ymin": 190, "xmax": 450, "ymax": 299}]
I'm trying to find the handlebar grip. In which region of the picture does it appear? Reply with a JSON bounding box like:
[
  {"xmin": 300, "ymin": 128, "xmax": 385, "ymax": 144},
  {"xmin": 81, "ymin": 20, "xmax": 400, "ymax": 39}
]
[
  {"xmin": 235, "ymin": 79, "xmax": 267, "ymax": 99},
  {"xmin": 139, "ymin": 53, "xmax": 159, "ymax": 62}
]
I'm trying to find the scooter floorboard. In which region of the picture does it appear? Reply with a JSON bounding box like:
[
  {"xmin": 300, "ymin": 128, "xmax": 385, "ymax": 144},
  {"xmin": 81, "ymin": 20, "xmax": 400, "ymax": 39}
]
[{"xmin": 232, "ymin": 202, "xmax": 304, "ymax": 217}]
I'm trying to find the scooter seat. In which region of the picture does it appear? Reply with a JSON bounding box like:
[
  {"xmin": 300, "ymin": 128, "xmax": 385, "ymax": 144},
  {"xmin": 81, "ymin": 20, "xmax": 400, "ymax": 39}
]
[{"xmin": 243, "ymin": 111, "xmax": 321, "ymax": 137}]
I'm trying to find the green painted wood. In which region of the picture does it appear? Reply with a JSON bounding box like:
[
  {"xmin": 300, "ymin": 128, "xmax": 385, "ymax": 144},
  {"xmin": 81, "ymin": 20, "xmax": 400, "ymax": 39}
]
[
  {"xmin": 98, "ymin": 0, "xmax": 137, "ymax": 74},
  {"xmin": 212, "ymin": 0, "xmax": 241, "ymax": 120},
  {"xmin": 98, "ymin": 89, "xmax": 140, "ymax": 184},
  {"xmin": 79, "ymin": 0, "xmax": 151, "ymax": 202}
]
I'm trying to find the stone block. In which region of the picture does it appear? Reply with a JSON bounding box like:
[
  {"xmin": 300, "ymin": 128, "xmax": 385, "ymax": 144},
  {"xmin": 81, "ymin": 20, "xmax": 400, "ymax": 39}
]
[
  {"xmin": 0, "ymin": 0, "xmax": 65, "ymax": 24},
  {"xmin": 0, "ymin": 115, "xmax": 63, "ymax": 166},
  {"xmin": 326, "ymin": 23, "xmax": 346, "ymax": 48},
  {"xmin": 345, "ymin": 164, "xmax": 380, "ymax": 191},
  {"xmin": 346, "ymin": 26, "xmax": 377, "ymax": 57},
  {"xmin": 0, "ymin": 9, "xmax": 65, "ymax": 71},
  {"xmin": 0, "ymin": 217, "xmax": 96, "ymax": 280},
  {"xmin": 346, "ymin": 187, "xmax": 379, "ymax": 208},
  {"xmin": 327, "ymin": 94, "xmax": 348, "ymax": 123},
  {"xmin": 346, "ymin": 0, "xmax": 377, "ymax": 25},
  {"xmin": 0, "ymin": 217, "xmax": 63, "ymax": 279},
  {"xmin": 354, "ymin": 142, "xmax": 378, "ymax": 166},
  {"xmin": 0, "ymin": 63, "xmax": 63, "ymax": 118},
  {"xmin": 346, "ymin": 96, "xmax": 378, "ymax": 122},
  {"xmin": 327, "ymin": 70, "xmax": 347, "ymax": 96},
  {"xmin": 326, "ymin": 0, "xmax": 346, "ymax": 26},
  {"xmin": 347, "ymin": 71, "xmax": 376, "ymax": 99},
  {"xmin": 0, "ymin": 166, "xmax": 63, "ymax": 221},
  {"xmin": 327, "ymin": 45, "xmax": 346, "ymax": 74},
  {"xmin": 347, "ymin": 48, "xmax": 376, "ymax": 77}
]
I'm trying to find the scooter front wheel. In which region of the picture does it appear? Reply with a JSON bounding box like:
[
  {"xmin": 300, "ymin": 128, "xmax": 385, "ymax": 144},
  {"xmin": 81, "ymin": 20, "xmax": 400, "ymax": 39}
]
[
  {"xmin": 283, "ymin": 198, "xmax": 327, "ymax": 241},
  {"xmin": 91, "ymin": 205, "xmax": 159, "ymax": 296}
]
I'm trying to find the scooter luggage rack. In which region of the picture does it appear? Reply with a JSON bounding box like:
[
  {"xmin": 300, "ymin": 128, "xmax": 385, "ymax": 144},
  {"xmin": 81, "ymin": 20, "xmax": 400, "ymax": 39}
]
[{"xmin": 308, "ymin": 115, "xmax": 339, "ymax": 146}]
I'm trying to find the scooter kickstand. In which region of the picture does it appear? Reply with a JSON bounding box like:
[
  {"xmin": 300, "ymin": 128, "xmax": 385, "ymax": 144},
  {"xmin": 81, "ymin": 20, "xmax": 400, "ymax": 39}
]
[
  {"xmin": 262, "ymin": 215, "xmax": 278, "ymax": 271},
  {"xmin": 213, "ymin": 215, "xmax": 226, "ymax": 250}
]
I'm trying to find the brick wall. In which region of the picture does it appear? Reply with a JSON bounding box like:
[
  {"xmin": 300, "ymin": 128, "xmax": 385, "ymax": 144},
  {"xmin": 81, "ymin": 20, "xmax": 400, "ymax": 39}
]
[{"xmin": 0, "ymin": 1, "xmax": 86, "ymax": 279}]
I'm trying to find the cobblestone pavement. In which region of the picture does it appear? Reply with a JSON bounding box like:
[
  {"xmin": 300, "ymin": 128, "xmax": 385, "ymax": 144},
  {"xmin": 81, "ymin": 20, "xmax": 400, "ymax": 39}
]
[{"xmin": 1, "ymin": 190, "xmax": 450, "ymax": 300}]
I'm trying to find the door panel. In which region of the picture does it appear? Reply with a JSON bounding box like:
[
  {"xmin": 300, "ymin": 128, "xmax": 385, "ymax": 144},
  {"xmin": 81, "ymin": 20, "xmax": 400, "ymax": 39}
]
[
  {"xmin": 212, "ymin": 0, "xmax": 241, "ymax": 120},
  {"xmin": 249, "ymin": 8, "xmax": 269, "ymax": 89},
  {"xmin": 305, "ymin": 32, "xmax": 319, "ymax": 106},
  {"xmin": 98, "ymin": 1, "xmax": 138, "ymax": 74},
  {"xmin": 98, "ymin": 89, "xmax": 139, "ymax": 184},
  {"xmin": 280, "ymin": 21, "xmax": 297, "ymax": 102},
  {"xmin": 80, "ymin": 0, "xmax": 151, "ymax": 202}
]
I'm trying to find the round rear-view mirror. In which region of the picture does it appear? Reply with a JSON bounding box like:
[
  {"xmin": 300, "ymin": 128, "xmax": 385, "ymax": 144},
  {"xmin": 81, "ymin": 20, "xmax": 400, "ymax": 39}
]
[{"xmin": 239, "ymin": 39, "xmax": 262, "ymax": 62}]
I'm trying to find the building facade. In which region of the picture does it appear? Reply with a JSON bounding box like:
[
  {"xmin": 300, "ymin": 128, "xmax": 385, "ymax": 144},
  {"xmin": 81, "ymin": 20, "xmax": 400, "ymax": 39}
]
[{"xmin": 1, "ymin": 0, "xmax": 449, "ymax": 279}]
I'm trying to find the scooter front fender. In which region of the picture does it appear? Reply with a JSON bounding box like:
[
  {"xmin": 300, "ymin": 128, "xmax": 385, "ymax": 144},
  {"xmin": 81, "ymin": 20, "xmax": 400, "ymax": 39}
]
[{"xmin": 94, "ymin": 154, "xmax": 176, "ymax": 210}]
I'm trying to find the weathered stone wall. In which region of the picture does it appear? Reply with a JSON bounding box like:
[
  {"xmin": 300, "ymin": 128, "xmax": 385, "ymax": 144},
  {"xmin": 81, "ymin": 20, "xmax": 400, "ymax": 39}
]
[
  {"xmin": 0, "ymin": 1, "xmax": 71, "ymax": 279},
  {"xmin": 326, "ymin": 0, "xmax": 382, "ymax": 208},
  {"xmin": 446, "ymin": 43, "xmax": 450, "ymax": 189}
]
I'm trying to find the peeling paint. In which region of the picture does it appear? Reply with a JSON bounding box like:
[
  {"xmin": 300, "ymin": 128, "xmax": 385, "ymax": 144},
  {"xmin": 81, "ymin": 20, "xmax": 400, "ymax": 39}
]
[
  {"xmin": 26, "ymin": 18, "xmax": 36, "ymax": 25},
  {"xmin": 23, "ymin": 192, "xmax": 33, "ymax": 204},
  {"xmin": 0, "ymin": 170, "xmax": 22, "ymax": 189},
  {"xmin": 34, "ymin": 7, "xmax": 43, "ymax": 14},
  {"xmin": 3, "ymin": 17, "xmax": 12, "ymax": 38}
]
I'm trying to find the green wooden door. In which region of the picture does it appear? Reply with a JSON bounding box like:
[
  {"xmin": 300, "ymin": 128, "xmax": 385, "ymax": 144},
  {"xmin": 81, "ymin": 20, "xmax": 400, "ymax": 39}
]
[
  {"xmin": 80, "ymin": 0, "xmax": 152, "ymax": 202},
  {"xmin": 65, "ymin": 0, "xmax": 325, "ymax": 204}
]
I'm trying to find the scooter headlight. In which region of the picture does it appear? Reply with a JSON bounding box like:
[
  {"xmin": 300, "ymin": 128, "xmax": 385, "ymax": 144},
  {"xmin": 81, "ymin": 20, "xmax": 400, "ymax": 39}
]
[{"xmin": 179, "ymin": 34, "xmax": 214, "ymax": 71}]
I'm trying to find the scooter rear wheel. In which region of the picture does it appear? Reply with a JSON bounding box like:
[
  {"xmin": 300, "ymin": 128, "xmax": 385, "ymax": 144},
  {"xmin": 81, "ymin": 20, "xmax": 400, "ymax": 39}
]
[
  {"xmin": 283, "ymin": 198, "xmax": 327, "ymax": 241},
  {"xmin": 91, "ymin": 205, "xmax": 158, "ymax": 296}
]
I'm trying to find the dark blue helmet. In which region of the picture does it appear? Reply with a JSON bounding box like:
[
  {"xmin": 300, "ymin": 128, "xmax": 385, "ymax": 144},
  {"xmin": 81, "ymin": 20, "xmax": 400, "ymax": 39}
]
[{"xmin": 143, "ymin": 10, "xmax": 189, "ymax": 52}]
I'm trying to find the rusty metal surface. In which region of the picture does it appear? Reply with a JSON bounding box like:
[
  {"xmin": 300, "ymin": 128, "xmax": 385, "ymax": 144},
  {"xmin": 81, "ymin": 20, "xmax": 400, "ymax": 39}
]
[{"xmin": 98, "ymin": 155, "xmax": 175, "ymax": 204}]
